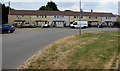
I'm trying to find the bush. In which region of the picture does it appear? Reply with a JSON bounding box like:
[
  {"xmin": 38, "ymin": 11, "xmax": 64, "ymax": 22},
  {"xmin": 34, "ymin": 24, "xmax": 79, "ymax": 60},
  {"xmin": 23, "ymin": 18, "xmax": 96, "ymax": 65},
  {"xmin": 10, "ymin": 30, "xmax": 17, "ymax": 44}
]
[{"xmin": 113, "ymin": 21, "xmax": 120, "ymax": 28}]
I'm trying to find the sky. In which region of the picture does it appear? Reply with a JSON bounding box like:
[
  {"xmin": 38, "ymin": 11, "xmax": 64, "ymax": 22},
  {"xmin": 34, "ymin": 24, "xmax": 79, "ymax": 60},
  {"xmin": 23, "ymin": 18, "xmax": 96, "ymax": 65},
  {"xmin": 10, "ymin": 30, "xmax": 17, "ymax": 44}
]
[{"xmin": 1, "ymin": 0, "xmax": 120, "ymax": 15}]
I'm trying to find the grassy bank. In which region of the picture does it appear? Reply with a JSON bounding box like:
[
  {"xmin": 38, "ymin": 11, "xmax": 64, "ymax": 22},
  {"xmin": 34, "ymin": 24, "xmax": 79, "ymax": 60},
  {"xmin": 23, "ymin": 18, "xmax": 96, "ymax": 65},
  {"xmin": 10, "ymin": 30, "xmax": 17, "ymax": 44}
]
[{"xmin": 21, "ymin": 31, "xmax": 119, "ymax": 69}]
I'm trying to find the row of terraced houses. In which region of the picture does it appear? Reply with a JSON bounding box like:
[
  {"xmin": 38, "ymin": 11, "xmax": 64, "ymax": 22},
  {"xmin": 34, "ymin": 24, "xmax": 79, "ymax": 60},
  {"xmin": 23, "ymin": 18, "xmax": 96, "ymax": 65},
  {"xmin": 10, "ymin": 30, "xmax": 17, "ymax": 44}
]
[{"xmin": 8, "ymin": 10, "xmax": 119, "ymax": 28}]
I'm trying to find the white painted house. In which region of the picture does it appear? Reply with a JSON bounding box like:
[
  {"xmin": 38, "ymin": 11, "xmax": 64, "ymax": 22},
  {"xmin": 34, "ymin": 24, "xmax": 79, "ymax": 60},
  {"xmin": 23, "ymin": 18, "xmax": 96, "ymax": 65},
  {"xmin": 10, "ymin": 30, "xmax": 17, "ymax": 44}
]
[
  {"xmin": 50, "ymin": 16, "xmax": 69, "ymax": 27},
  {"xmin": 102, "ymin": 17, "xmax": 117, "ymax": 26}
]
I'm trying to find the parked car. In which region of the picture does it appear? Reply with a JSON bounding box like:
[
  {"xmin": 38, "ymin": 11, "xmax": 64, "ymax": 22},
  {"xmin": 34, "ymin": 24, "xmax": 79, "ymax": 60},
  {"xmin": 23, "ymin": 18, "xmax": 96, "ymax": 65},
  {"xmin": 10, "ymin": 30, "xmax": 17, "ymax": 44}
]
[
  {"xmin": 70, "ymin": 21, "xmax": 88, "ymax": 28},
  {"xmin": 0, "ymin": 24, "xmax": 15, "ymax": 33},
  {"xmin": 0, "ymin": 25, "xmax": 2, "ymax": 34},
  {"xmin": 43, "ymin": 23, "xmax": 50, "ymax": 28}
]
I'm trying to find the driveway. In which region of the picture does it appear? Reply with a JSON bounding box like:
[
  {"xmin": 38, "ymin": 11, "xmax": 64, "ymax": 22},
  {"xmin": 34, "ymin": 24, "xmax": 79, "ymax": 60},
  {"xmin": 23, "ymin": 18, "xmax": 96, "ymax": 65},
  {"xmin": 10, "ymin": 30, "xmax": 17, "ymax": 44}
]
[{"xmin": 2, "ymin": 28, "xmax": 118, "ymax": 69}]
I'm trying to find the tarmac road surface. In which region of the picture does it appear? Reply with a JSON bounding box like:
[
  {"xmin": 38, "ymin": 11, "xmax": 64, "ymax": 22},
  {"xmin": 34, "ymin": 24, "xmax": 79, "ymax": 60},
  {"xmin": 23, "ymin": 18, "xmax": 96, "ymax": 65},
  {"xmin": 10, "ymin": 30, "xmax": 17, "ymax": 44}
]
[{"xmin": 2, "ymin": 28, "xmax": 118, "ymax": 69}]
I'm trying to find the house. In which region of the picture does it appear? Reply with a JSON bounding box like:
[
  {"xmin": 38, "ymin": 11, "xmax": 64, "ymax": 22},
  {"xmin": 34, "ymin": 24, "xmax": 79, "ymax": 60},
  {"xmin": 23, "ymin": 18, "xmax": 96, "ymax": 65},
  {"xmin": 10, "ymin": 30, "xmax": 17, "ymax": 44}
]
[
  {"xmin": 101, "ymin": 14, "xmax": 116, "ymax": 26},
  {"xmin": 8, "ymin": 10, "xmax": 117, "ymax": 27},
  {"xmin": 115, "ymin": 15, "xmax": 120, "ymax": 22}
]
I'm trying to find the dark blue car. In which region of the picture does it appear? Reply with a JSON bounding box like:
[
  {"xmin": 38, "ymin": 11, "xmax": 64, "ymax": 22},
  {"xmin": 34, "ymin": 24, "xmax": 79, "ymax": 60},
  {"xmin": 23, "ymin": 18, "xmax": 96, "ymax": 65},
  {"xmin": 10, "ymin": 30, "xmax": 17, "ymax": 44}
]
[{"xmin": 0, "ymin": 24, "xmax": 15, "ymax": 33}]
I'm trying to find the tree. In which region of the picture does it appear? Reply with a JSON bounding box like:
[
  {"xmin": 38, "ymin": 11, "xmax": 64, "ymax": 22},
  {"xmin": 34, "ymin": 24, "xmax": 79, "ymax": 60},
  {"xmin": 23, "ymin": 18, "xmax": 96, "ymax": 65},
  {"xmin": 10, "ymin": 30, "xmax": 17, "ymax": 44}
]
[
  {"xmin": 2, "ymin": 3, "xmax": 14, "ymax": 24},
  {"xmin": 64, "ymin": 10, "xmax": 73, "ymax": 12},
  {"xmin": 39, "ymin": 6, "xmax": 46, "ymax": 10},
  {"xmin": 38, "ymin": 1, "xmax": 59, "ymax": 11},
  {"xmin": 46, "ymin": 1, "xmax": 59, "ymax": 11}
]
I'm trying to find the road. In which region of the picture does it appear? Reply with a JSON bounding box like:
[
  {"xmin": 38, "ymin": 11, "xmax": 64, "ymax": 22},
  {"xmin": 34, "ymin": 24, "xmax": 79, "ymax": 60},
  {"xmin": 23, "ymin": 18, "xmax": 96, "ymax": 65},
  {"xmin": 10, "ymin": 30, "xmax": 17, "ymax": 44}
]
[{"xmin": 2, "ymin": 28, "xmax": 118, "ymax": 69}]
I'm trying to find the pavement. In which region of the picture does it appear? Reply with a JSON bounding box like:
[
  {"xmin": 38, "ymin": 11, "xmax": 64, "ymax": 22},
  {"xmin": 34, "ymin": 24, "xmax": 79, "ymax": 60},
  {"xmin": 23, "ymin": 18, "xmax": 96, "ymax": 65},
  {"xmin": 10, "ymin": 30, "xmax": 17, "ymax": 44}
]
[{"xmin": 2, "ymin": 28, "xmax": 118, "ymax": 69}]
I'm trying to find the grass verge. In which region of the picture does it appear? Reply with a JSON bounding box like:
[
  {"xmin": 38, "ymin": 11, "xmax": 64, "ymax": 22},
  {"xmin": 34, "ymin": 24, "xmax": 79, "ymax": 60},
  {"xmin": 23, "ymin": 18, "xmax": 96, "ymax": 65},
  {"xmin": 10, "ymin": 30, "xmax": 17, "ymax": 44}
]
[{"xmin": 20, "ymin": 31, "xmax": 119, "ymax": 69}]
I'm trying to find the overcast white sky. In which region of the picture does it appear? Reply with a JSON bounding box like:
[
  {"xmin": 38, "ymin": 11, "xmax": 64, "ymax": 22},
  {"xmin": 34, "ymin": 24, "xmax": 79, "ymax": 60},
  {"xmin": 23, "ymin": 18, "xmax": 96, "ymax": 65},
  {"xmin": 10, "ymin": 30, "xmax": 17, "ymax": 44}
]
[{"xmin": 1, "ymin": 0, "xmax": 120, "ymax": 14}]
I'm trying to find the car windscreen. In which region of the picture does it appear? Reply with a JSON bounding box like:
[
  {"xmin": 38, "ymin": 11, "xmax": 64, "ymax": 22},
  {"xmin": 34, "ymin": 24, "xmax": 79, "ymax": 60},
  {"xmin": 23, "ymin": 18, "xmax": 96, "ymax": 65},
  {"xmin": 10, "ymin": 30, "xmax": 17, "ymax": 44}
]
[
  {"xmin": 2, "ymin": 25, "xmax": 10, "ymax": 28},
  {"xmin": 73, "ymin": 22, "xmax": 77, "ymax": 25}
]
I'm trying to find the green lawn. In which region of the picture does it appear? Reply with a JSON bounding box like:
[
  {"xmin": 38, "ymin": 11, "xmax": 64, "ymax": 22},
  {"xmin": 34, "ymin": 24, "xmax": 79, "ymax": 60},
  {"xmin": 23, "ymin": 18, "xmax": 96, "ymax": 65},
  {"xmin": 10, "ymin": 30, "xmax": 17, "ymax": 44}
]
[{"xmin": 21, "ymin": 31, "xmax": 119, "ymax": 69}]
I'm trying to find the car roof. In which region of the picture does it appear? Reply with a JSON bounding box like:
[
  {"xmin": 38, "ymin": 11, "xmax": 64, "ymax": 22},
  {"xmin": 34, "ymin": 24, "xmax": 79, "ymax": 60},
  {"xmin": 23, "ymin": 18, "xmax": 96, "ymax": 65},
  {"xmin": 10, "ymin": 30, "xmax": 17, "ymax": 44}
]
[
  {"xmin": 3, "ymin": 24, "xmax": 10, "ymax": 25},
  {"xmin": 2, "ymin": 24, "xmax": 12, "ymax": 26}
]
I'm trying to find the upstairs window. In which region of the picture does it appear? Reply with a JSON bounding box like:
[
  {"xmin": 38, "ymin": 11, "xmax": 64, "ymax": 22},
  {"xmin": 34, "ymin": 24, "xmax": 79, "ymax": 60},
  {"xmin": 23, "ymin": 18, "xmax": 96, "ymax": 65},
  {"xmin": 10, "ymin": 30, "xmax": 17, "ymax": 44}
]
[
  {"xmin": 36, "ymin": 15, "xmax": 47, "ymax": 18},
  {"xmin": 81, "ymin": 16, "xmax": 83, "ymax": 18},
  {"xmin": 54, "ymin": 16, "xmax": 64, "ymax": 18},
  {"xmin": 41, "ymin": 16, "xmax": 44, "ymax": 18},
  {"xmin": 106, "ymin": 17, "xmax": 111, "ymax": 19},
  {"xmin": 45, "ymin": 16, "xmax": 47, "ymax": 18},
  {"xmin": 17, "ymin": 15, "xmax": 24, "ymax": 18},
  {"xmin": 89, "ymin": 16, "xmax": 97, "ymax": 19},
  {"xmin": 57, "ymin": 16, "xmax": 59, "ymax": 18},
  {"xmin": 62, "ymin": 16, "xmax": 64, "ymax": 18},
  {"xmin": 22, "ymin": 15, "xmax": 24, "ymax": 17},
  {"xmin": 36, "ymin": 15, "xmax": 40, "ymax": 18},
  {"xmin": 54, "ymin": 16, "xmax": 56, "ymax": 18}
]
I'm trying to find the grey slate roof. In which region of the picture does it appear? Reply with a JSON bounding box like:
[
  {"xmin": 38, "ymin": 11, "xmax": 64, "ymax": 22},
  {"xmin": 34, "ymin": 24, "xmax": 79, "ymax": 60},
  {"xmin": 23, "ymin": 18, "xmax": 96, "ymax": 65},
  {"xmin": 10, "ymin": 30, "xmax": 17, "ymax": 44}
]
[{"xmin": 10, "ymin": 10, "xmax": 115, "ymax": 17}]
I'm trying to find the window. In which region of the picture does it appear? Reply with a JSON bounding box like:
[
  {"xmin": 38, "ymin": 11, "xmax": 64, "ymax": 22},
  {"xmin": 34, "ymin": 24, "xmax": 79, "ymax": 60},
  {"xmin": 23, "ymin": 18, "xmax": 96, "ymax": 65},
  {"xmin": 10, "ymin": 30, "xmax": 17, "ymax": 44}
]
[
  {"xmin": 59, "ymin": 16, "xmax": 64, "ymax": 18},
  {"xmin": 22, "ymin": 15, "xmax": 24, "ymax": 17},
  {"xmin": 54, "ymin": 16, "xmax": 56, "ymax": 18},
  {"xmin": 41, "ymin": 16, "xmax": 44, "ymax": 18},
  {"xmin": 106, "ymin": 17, "xmax": 111, "ymax": 19},
  {"xmin": 37, "ymin": 15, "xmax": 47, "ymax": 18},
  {"xmin": 89, "ymin": 16, "xmax": 97, "ymax": 19},
  {"xmin": 73, "ymin": 22, "xmax": 77, "ymax": 25},
  {"xmin": 17, "ymin": 15, "xmax": 24, "ymax": 18},
  {"xmin": 36, "ymin": 15, "xmax": 39, "ymax": 18},
  {"xmin": 25, "ymin": 22, "xmax": 29, "ymax": 24},
  {"xmin": 45, "ymin": 21, "xmax": 47, "ymax": 24},
  {"xmin": 81, "ymin": 16, "xmax": 83, "ymax": 18},
  {"xmin": 32, "ymin": 21, "xmax": 35, "ymax": 24},
  {"xmin": 74, "ymin": 16, "xmax": 76, "ymax": 18},
  {"xmin": 45, "ymin": 16, "xmax": 47, "ymax": 18},
  {"xmin": 3, "ymin": 25, "xmax": 9, "ymax": 27},
  {"xmin": 54, "ymin": 16, "xmax": 64, "ymax": 18}
]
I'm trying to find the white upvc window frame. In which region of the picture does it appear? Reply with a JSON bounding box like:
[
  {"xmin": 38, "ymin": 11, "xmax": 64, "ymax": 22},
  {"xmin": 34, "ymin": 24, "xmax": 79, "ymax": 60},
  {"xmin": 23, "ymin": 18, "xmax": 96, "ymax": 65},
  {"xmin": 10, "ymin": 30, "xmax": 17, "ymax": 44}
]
[
  {"xmin": 36, "ymin": 15, "xmax": 47, "ymax": 18},
  {"xmin": 17, "ymin": 15, "xmax": 24, "ymax": 18},
  {"xmin": 106, "ymin": 17, "xmax": 111, "ymax": 19}
]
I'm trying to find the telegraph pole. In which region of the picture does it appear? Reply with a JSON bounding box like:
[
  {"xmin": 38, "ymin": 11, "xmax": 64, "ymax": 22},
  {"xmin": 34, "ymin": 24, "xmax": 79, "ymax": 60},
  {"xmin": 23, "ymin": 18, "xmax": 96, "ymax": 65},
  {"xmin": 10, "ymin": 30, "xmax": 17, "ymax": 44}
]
[
  {"xmin": 79, "ymin": 0, "xmax": 82, "ymax": 35},
  {"xmin": 8, "ymin": 1, "xmax": 10, "ymax": 15},
  {"xmin": 8, "ymin": 1, "xmax": 10, "ymax": 24}
]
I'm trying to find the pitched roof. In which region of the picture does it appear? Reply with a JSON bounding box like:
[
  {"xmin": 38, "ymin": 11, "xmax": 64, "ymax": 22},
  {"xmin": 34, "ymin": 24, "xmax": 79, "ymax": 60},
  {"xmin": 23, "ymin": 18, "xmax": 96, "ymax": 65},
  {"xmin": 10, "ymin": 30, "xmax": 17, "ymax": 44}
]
[{"xmin": 10, "ymin": 10, "xmax": 115, "ymax": 17}]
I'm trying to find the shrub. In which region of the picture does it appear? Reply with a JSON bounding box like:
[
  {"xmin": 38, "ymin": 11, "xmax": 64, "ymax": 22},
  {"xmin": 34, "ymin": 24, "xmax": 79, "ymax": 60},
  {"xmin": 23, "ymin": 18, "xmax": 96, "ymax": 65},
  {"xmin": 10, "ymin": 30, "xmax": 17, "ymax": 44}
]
[{"xmin": 113, "ymin": 21, "xmax": 120, "ymax": 28}]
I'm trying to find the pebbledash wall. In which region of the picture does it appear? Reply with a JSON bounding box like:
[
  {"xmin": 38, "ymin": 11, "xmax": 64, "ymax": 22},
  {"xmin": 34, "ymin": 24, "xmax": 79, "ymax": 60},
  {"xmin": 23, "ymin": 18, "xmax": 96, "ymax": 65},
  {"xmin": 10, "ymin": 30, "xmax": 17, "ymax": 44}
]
[{"xmin": 8, "ymin": 10, "xmax": 117, "ymax": 27}]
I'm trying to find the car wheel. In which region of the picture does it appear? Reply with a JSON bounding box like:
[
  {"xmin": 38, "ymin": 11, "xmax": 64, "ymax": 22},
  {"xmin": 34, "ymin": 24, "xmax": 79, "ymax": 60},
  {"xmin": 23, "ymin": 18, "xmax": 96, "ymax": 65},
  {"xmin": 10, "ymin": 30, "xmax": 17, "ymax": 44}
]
[
  {"xmin": 7, "ymin": 30, "xmax": 11, "ymax": 33},
  {"xmin": 7, "ymin": 30, "xmax": 13, "ymax": 33},
  {"xmin": 10, "ymin": 31, "xmax": 14, "ymax": 33}
]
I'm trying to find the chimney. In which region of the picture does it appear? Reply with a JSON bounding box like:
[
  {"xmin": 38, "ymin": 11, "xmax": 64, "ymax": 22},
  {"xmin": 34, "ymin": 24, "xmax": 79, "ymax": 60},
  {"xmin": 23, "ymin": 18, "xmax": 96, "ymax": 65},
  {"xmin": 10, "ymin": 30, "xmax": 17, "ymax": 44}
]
[{"xmin": 91, "ymin": 9, "xmax": 93, "ymax": 12}]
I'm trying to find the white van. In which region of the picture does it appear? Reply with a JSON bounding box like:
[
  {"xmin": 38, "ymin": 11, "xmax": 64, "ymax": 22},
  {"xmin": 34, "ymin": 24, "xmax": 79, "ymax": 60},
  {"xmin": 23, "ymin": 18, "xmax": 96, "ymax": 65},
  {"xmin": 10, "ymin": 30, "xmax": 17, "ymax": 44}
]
[{"xmin": 70, "ymin": 21, "xmax": 88, "ymax": 28}]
